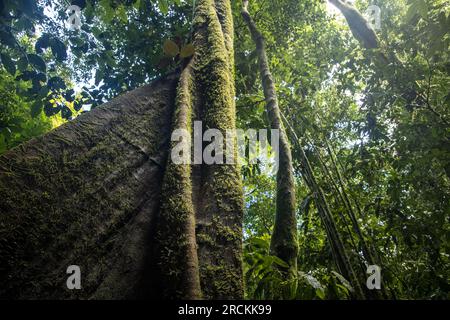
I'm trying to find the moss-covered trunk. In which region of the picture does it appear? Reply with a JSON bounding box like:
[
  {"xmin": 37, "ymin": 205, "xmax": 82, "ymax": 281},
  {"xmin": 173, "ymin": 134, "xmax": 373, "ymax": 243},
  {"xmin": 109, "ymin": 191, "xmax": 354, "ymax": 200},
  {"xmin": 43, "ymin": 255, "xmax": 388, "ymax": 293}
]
[
  {"xmin": 0, "ymin": 74, "xmax": 179, "ymax": 299},
  {"xmin": 0, "ymin": 0, "xmax": 243, "ymax": 300},
  {"xmin": 155, "ymin": 0, "xmax": 244, "ymax": 299}
]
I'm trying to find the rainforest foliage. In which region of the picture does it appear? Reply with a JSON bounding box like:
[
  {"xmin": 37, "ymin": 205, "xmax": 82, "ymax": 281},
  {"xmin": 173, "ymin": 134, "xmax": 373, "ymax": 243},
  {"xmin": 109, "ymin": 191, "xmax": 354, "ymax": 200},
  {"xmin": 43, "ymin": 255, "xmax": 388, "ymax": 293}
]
[{"xmin": 0, "ymin": 0, "xmax": 449, "ymax": 299}]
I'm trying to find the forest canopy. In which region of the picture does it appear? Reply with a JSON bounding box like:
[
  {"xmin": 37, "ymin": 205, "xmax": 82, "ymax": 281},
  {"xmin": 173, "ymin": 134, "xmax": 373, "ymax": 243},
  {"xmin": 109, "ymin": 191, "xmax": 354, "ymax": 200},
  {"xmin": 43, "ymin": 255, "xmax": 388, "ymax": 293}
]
[{"xmin": 0, "ymin": 0, "xmax": 449, "ymax": 300}]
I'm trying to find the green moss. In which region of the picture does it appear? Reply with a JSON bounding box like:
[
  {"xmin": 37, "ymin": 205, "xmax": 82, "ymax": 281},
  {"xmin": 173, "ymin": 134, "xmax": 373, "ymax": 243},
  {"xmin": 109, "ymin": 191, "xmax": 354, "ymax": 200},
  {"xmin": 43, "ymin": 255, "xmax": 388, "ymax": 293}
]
[
  {"xmin": 0, "ymin": 78, "xmax": 177, "ymax": 299},
  {"xmin": 200, "ymin": 264, "xmax": 242, "ymax": 299},
  {"xmin": 196, "ymin": 233, "xmax": 215, "ymax": 246},
  {"xmin": 154, "ymin": 0, "xmax": 244, "ymax": 299}
]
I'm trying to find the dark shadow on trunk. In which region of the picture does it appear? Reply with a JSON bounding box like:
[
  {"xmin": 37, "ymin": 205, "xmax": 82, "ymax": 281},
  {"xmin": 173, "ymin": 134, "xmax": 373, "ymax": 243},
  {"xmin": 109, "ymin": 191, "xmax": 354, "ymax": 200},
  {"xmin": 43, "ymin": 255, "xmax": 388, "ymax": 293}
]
[{"xmin": 0, "ymin": 72, "xmax": 179, "ymax": 299}]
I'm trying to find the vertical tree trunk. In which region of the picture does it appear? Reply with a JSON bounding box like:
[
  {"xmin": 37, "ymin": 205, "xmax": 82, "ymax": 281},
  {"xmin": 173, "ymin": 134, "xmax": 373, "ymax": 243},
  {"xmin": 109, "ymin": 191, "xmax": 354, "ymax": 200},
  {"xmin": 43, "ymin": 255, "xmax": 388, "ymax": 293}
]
[{"xmin": 241, "ymin": 0, "xmax": 298, "ymax": 278}]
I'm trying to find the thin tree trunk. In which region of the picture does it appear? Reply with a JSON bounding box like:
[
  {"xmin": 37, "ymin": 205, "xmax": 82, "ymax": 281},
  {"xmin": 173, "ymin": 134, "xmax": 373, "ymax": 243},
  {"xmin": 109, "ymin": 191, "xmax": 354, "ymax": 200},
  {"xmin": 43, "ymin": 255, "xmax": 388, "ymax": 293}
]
[
  {"xmin": 280, "ymin": 112, "xmax": 366, "ymax": 299},
  {"xmin": 328, "ymin": 0, "xmax": 381, "ymax": 50},
  {"xmin": 241, "ymin": 0, "xmax": 298, "ymax": 278}
]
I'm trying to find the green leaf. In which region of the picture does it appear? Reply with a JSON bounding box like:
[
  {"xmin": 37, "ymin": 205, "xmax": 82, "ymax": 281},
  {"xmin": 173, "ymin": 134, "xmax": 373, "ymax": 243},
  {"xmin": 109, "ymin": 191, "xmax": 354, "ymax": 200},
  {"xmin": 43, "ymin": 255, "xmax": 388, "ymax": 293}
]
[
  {"xmin": 406, "ymin": 0, "xmax": 428, "ymax": 22},
  {"xmin": 17, "ymin": 0, "xmax": 37, "ymax": 16},
  {"xmin": 1, "ymin": 54, "xmax": 16, "ymax": 75},
  {"xmin": 416, "ymin": 0, "xmax": 428, "ymax": 19},
  {"xmin": 331, "ymin": 271, "xmax": 354, "ymax": 293},
  {"xmin": 27, "ymin": 54, "xmax": 46, "ymax": 72},
  {"xmin": 47, "ymin": 76, "xmax": 66, "ymax": 91},
  {"xmin": 17, "ymin": 57, "xmax": 28, "ymax": 71},
  {"xmin": 15, "ymin": 16, "xmax": 34, "ymax": 32},
  {"xmin": 180, "ymin": 44, "xmax": 195, "ymax": 58},
  {"xmin": 50, "ymin": 38, "xmax": 67, "ymax": 61},
  {"xmin": 0, "ymin": 30, "xmax": 16, "ymax": 47},
  {"xmin": 16, "ymin": 70, "xmax": 35, "ymax": 81},
  {"xmin": 95, "ymin": 69, "xmax": 103, "ymax": 85},
  {"xmin": 298, "ymin": 271, "xmax": 324, "ymax": 290},
  {"xmin": 133, "ymin": 0, "xmax": 141, "ymax": 10},
  {"xmin": 100, "ymin": 0, "xmax": 115, "ymax": 23},
  {"xmin": 35, "ymin": 34, "xmax": 50, "ymax": 53},
  {"xmin": 37, "ymin": 86, "xmax": 50, "ymax": 99},
  {"xmin": 64, "ymin": 89, "xmax": 75, "ymax": 102},
  {"xmin": 73, "ymin": 100, "xmax": 82, "ymax": 111},
  {"xmin": 30, "ymin": 101, "xmax": 42, "ymax": 118},
  {"xmin": 248, "ymin": 237, "xmax": 270, "ymax": 250},
  {"xmin": 44, "ymin": 102, "xmax": 61, "ymax": 117},
  {"xmin": 315, "ymin": 288, "xmax": 325, "ymax": 300},
  {"xmin": 61, "ymin": 105, "xmax": 73, "ymax": 120},
  {"xmin": 158, "ymin": 0, "xmax": 169, "ymax": 15},
  {"xmin": 33, "ymin": 72, "xmax": 47, "ymax": 83},
  {"xmin": 163, "ymin": 39, "xmax": 180, "ymax": 57},
  {"xmin": 117, "ymin": 5, "xmax": 128, "ymax": 24},
  {"xmin": 103, "ymin": 50, "xmax": 116, "ymax": 67},
  {"xmin": 272, "ymin": 256, "xmax": 289, "ymax": 268}
]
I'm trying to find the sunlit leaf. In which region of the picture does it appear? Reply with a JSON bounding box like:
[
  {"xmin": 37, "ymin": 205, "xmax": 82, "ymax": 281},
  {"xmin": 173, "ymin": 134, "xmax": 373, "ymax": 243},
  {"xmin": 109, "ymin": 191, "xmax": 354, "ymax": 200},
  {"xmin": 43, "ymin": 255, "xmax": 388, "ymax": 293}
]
[
  {"xmin": 180, "ymin": 44, "xmax": 195, "ymax": 58},
  {"xmin": 163, "ymin": 39, "xmax": 180, "ymax": 57}
]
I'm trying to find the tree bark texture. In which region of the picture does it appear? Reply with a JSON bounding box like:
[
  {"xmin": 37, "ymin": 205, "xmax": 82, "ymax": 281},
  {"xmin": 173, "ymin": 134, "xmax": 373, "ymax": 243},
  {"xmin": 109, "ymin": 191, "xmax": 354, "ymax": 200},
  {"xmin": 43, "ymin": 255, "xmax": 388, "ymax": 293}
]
[{"xmin": 0, "ymin": 73, "xmax": 179, "ymax": 299}]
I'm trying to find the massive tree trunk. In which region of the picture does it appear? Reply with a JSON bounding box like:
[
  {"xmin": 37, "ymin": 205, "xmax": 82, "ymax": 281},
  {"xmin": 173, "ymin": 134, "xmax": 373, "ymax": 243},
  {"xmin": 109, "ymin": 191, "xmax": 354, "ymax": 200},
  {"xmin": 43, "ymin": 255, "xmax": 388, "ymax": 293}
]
[
  {"xmin": 155, "ymin": 0, "xmax": 244, "ymax": 300},
  {"xmin": 0, "ymin": 0, "xmax": 243, "ymax": 300},
  {"xmin": 0, "ymin": 73, "xmax": 179, "ymax": 299}
]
